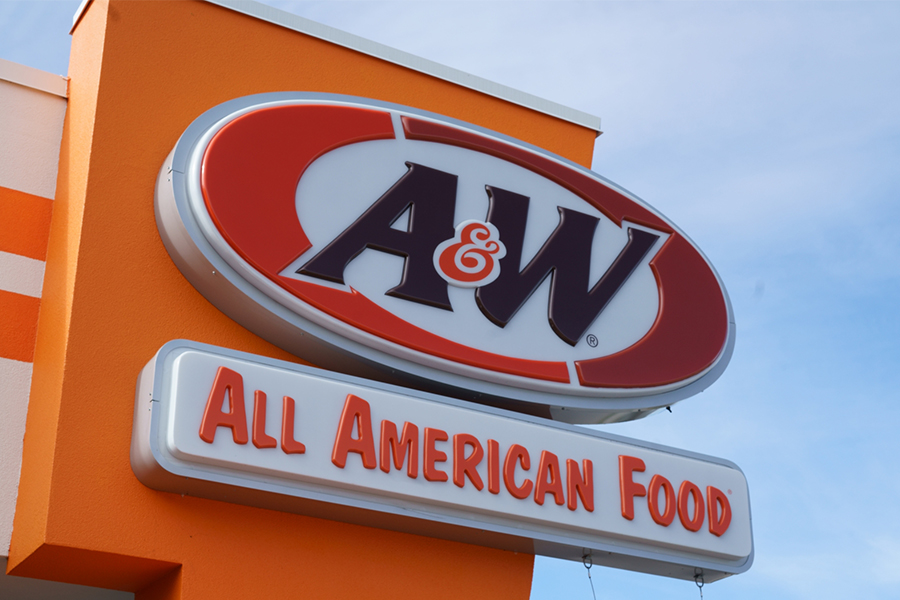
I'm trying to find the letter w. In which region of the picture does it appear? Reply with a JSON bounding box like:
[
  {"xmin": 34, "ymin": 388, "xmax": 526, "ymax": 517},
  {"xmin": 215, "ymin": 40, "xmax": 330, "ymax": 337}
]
[{"xmin": 476, "ymin": 186, "xmax": 660, "ymax": 346}]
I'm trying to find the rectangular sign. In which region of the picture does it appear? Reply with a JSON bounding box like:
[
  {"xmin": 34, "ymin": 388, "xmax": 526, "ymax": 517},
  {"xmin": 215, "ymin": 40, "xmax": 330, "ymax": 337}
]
[{"xmin": 131, "ymin": 340, "xmax": 752, "ymax": 581}]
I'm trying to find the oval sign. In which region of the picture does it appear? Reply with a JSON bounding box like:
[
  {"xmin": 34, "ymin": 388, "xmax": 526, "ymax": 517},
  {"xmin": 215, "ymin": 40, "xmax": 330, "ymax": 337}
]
[{"xmin": 156, "ymin": 93, "xmax": 734, "ymax": 423}]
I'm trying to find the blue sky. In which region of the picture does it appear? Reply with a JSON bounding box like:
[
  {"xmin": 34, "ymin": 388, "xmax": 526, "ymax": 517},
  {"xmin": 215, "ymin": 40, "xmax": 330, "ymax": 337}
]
[{"xmin": 2, "ymin": 1, "xmax": 899, "ymax": 598}]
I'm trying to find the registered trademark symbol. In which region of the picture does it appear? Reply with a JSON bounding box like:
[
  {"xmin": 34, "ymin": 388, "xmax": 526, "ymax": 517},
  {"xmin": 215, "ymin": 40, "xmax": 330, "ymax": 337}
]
[{"xmin": 586, "ymin": 334, "xmax": 599, "ymax": 348}]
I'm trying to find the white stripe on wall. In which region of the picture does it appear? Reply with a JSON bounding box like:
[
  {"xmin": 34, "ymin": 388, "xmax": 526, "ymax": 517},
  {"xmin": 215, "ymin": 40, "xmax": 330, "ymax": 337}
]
[
  {"xmin": 0, "ymin": 251, "xmax": 46, "ymax": 298},
  {"xmin": 0, "ymin": 60, "xmax": 67, "ymax": 561},
  {"xmin": 0, "ymin": 79, "xmax": 67, "ymax": 200},
  {"xmin": 0, "ymin": 357, "xmax": 33, "ymax": 554}
]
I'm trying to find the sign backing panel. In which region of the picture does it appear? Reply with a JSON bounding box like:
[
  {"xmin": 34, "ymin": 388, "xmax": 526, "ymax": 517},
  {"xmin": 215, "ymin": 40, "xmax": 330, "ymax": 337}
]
[{"xmin": 132, "ymin": 340, "xmax": 753, "ymax": 582}]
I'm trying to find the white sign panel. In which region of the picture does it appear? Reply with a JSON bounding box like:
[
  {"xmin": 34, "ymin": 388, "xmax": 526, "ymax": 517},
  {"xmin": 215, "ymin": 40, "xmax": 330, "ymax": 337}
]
[{"xmin": 131, "ymin": 340, "xmax": 752, "ymax": 581}]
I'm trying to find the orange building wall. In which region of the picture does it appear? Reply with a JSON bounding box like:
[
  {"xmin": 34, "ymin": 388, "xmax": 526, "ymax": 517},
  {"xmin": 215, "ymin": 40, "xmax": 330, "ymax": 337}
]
[
  {"xmin": 0, "ymin": 188, "xmax": 53, "ymax": 363},
  {"xmin": 9, "ymin": 1, "xmax": 597, "ymax": 598}
]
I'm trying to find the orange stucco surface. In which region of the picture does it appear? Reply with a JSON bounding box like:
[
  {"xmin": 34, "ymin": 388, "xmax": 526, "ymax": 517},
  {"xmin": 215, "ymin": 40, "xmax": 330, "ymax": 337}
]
[
  {"xmin": 0, "ymin": 187, "xmax": 53, "ymax": 261},
  {"xmin": 9, "ymin": 1, "xmax": 597, "ymax": 598}
]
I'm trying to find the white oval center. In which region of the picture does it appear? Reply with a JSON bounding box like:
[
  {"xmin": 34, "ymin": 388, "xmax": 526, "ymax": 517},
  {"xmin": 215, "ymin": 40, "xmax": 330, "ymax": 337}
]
[{"xmin": 283, "ymin": 133, "xmax": 666, "ymax": 363}]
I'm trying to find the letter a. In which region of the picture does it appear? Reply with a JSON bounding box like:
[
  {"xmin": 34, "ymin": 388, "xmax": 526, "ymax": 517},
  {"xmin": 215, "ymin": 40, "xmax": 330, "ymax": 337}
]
[
  {"xmin": 332, "ymin": 394, "xmax": 377, "ymax": 469},
  {"xmin": 299, "ymin": 162, "xmax": 458, "ymax": 310},
  {"xmin": 199, "ymin": 367, "xmax": 249, "ymax": 445}
]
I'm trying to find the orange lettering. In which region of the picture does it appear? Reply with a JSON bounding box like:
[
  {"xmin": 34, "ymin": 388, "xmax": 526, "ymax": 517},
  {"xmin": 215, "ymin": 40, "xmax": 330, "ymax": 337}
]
[
  {"xmin": 503, "ymin": 444, "xmax": 533, "ymax": 500},
  {"xmin": 198, "ymin": 367, "xmax": 248, "ymax": 445},
  {"xmin": 380, "ymin": 420, "xmax": 419, "ymax": 478},
  {"xmin": 281, "ymin": 396, "xmax": 306, "ymax": 455},
  {"xmin": 453, "ymin": 433, "xmax": 484, "ymax": 490},
  {"xmin": 487, "ymin": 439, "xmax": 500, "ymax": 495},
  {"xmin": 618, "ymin": 455, "xmax": 646, "ymax": 520},
  {"xmin": 534, "ymin": 451, "xmax": 565, "ymax": 506},
  {"xmin": 678, "ymin": 480, "xmax": 704, "ymax": 532},
  {"xmin": 252, "ymin": 390, "xmax": 277, "ymax": 449},
  {"xmin": 707, "ymin": 486, "xmax": 732, "ymax": 536},
  {"xmin": 566, "ymin": 458, "xmax": 594, "ymax": 512},
  {"xmin": 331, "ymin": 394, "xmax": 376, "ymax": 469},
  {"xmin": 648, "ymin": 474, "xmax": 675, "ymax": 526},
  {"xmin": 423, "ymin": 428, "xmax": 449, "ymax": 482}
]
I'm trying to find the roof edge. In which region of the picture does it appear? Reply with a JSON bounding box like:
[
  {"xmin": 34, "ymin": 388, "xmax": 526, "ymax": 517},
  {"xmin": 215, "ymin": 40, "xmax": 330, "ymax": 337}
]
[
  {"xmin": 206, "ymin": 1, "xmax": 601, "ymax": 132},
  {"xmin": 71, "ymin": 0, "xmax": 601, "ymax": 131},
  {"xmin": 72, "ymin": 0, "xmax": 601, "ymax": 132},
  {"xmin": 0, "ymin": 58, "xmax": 68, "ymax": 98},
  {"xmin": 71, "ymin": 0, "xmax": 92, "ymax": 34}
]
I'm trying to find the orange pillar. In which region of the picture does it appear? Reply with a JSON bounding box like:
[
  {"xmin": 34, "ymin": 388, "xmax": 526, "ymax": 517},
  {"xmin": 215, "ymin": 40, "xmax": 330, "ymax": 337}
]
[{"xmin": 9, "ymin": 1, "xmax": 597, "ymax": 597}]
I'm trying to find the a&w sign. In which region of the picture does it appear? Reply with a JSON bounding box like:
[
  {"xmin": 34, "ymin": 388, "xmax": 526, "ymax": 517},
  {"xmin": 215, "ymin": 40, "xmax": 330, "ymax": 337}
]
[{"xmin": 155, "ymin": 93, "xmax": 734, "ymax": 423}]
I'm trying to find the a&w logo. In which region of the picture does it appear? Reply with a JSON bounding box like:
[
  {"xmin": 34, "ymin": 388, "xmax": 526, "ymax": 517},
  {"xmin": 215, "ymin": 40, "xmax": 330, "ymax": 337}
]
[
  {"xmin": 297, "ymin": 162, "xmax": 660, "ymax": 347},
  {"xmin": 157, "ymin": 93, "xmax": 734, "ymax": 422}
]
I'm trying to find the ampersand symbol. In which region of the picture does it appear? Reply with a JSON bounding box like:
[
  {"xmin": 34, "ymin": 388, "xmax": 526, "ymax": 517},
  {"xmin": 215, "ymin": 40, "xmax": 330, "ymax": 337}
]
[{"xmin": 433, "ymin": 220, "xmax": 507, "ymax": 288}]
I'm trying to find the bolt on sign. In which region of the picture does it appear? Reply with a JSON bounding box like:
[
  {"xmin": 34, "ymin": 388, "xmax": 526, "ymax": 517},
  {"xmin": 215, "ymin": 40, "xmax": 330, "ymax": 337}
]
[
  {"xmin": 132, "ymin": 341, "xmax": 752, "ymax": 582},
  {"xmin": 156, "ymin": 93, "xmax": 735, "ymax": 425}
]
